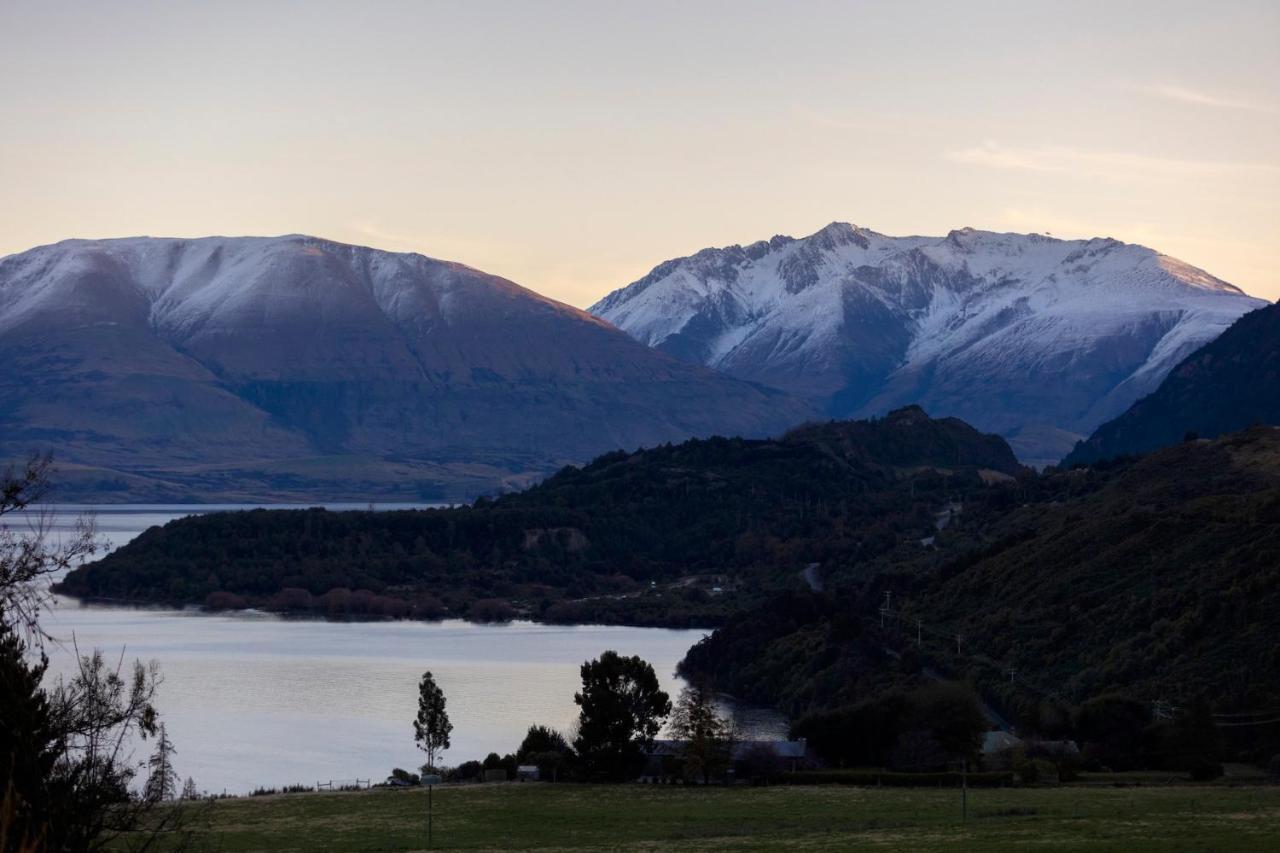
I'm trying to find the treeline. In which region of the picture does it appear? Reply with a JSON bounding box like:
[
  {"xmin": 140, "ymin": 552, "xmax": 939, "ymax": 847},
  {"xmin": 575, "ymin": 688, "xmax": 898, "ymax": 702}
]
[
  {"xmin": 58, "ymin": 406, "xmax": 1023, "ymax": 626},
  {"xmin": 681, "ymin": 428, "xmax": 1280, "ymax": 765},
  {"xmin": 399, "ymin": 650, "xmax": 995, "ymax": 787}
]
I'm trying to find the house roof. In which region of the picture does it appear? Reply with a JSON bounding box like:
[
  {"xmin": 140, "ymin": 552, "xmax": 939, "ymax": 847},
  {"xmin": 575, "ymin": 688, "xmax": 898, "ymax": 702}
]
[{"xmin": 981, "ymin": 731, "xmax": 1023, "ymax": 753}]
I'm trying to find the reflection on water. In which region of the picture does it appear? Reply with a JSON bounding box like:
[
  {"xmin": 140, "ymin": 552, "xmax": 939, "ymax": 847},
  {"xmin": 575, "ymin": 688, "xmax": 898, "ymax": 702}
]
[
  {"xmin": 22, "ymin": 505, "xmax": 784, "ymax": 793},
  {"xmin": 43, "ymin": 601, "xmax": 705, "ymax": 794}
]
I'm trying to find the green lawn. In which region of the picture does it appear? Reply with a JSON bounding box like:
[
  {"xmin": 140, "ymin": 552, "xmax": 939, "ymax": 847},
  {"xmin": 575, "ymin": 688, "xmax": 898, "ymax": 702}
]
[{"xmin": 141, "ymin": 783, "xmax": 1280, "ymax": 852}]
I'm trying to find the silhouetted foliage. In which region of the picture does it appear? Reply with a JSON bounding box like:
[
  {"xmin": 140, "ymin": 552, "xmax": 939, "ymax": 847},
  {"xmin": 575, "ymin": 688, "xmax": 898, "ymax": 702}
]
[
  {"xmin": 0, "ymin": 456, "xmax": 179, "ymax": 851},
  {"xmin": 573, "ymin": 651, "xmax": 672, "ymax": 781},
  {"xmin": 790, "ymin": 682, "xmax": 986, "ymax": 770},
  {"xmin": 668, "ymin": 683, "xmax": 733, "ymax": 784},
  {"xmin": 414, "ymin": 672, "xmax": 452, "ymax": 771},
  {"xmin": 1074, "ymin": 695, "xmax": 1152, "ymax": 771},
  {"xmin": 58, "ymin": 408, "xmax": 1022, "ymax": 628}
]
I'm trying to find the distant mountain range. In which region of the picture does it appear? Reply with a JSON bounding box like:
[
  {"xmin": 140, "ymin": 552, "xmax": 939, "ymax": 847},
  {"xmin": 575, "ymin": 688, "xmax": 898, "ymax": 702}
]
[
  {"xmin": 1064, "ymin": 301, "xmax": 1280, "ymax": 466},
  {"xmin": 0, "ymin": 236, "xmax": 809, "ymax": 501},
  {"xmin": 591, "ymin": 223, "xmax": 1266, "ymax": 465},
  {"xmin": 1, "ymin": 227, "xmax": 1268, "ymax": 500}
]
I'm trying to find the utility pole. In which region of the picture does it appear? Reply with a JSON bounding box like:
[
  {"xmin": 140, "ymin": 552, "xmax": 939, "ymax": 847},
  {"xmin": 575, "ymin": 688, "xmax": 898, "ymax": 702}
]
[{"xmin": 423, "ymin": 773, "xmax": 442, "ymax": 848}]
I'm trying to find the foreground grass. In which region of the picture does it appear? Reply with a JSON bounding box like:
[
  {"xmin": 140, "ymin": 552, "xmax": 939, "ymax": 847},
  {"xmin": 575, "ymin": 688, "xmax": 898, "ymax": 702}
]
[{"xmin": 142, "ymin": 783, "xmax": 1280, "ymax": 852}]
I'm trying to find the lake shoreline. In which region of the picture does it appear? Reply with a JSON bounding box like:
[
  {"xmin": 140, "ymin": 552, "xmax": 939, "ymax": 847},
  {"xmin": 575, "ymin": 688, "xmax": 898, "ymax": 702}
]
[
  {"xmin": 50, "ymin": 589, "xmax": 718, "ymax": 634},
  {"xmin": 31, "ymin": 504, "xmax": 758, "ymax": 793}
]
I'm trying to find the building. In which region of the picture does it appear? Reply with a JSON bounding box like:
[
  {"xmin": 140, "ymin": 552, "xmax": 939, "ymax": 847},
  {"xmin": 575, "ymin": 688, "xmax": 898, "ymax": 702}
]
[
  {"xmin": 638, "ymin": 739, "xmax": 810, "ymax": 783},
  {"xmin": 981, "ymin": 730, "xmax": 1024, "ymax": 770}
]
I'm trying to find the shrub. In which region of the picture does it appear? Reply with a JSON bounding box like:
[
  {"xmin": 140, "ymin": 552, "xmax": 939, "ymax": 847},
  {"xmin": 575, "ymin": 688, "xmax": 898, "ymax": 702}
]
[
  {"xmin": 737, "ymin": 743, "xmax": 785, "ymax": 784},
  {"xmin": 1016, "ymin": 758, "xmax": 1059, "ymax": 785},
  {"xmin": 1074, "ymin": 694, "xmax": 1151, "ymax": 771},
  {"xmin": 468, "ymin": 598, "xmax": 517, "ymax": 623},
  {"xmin": 449, "ymin": 760, "xmax": 483, "ymax": 782},
  {"xmin": 792, "ymin": 682, "xmax": 986, "ymax": 769},
  {"xmin": 1188, "ymin": 758, "xmax": 1224, "ymax": 781},
  {"xmin": 267, "ymin": 587, "xmax": 314, "ymax": 611},
  {"xmin": 386, "ymin": 768, "xmax": 420, "ymax": 786},
  {"xmin": 205, "ymin": 591, "xmax": 248, "ymax": 610}
]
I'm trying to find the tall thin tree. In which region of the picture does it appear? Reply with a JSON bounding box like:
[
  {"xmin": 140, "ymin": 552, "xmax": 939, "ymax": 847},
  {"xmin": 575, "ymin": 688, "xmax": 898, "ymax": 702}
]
[
  {"xmin": 670, "ymin": 683, "xmax": 733, "ymax": 784},
  {"xmin": 144, "ymin": 723, "xmax": 178, "ymax": 803},
  {"xmin": 413, "ymin": 671, "xmax": 452, "ymax": 772}
]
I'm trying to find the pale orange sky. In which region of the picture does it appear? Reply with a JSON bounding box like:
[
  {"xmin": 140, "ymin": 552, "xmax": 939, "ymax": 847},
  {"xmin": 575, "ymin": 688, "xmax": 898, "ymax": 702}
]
[{"xmin": 1, "ymin": 1, "xmax": 1276, "ymax": 305}]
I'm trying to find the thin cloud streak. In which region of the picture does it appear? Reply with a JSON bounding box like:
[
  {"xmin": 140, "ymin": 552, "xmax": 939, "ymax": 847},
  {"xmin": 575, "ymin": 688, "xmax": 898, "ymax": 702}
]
[
  {"xmin": 1143, "ymin": 83, "xmax": 1278, "ymax": 114},
  {"xmin": 946, "ymin": 141, "xmax": 1279, "ymax": 180}
]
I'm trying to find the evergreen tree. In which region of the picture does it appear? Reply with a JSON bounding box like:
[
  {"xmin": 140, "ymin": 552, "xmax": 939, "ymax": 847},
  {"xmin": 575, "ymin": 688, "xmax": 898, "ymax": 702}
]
[
  {"xmin": 413, "ymin": 671, "xmax": 452, "ymax": 771},
  {"xmin": 0, "ymin": 455, "xmax": 171, "ymax": 850},
  {"xmin": 573, "ymin": 651, "xmax": 671, "ymax": 781},
  {"xmin": 669, "ymin": 683, "xmax": 733, "ymax": 784},
  {"xmin": 144, "ymin": 724, "xmax": 178, "ymax": 803},
  {"xmin": 0, "ymin": 620, "xmax": 60, "ymax": 850},
  {"xmin": 516, "ymin": 725, "xmax": 572, "ymax": 762},
  {"xmin": 516, "ymin": 725, "xmax": 575, "ymax": 782},
  {"xmin": 181, "ymin": 777, "xmax": 198, "ymax": 800}
]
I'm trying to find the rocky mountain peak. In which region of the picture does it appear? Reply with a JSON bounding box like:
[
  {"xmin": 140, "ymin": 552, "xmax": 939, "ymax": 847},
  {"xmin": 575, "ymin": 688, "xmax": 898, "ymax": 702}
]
[{"xmin": 590, "ymin": 223, "xmax": 1266, "ymax": 466}]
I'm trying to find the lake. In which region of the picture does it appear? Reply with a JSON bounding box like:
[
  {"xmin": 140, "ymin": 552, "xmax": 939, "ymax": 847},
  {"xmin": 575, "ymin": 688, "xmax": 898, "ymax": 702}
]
[{"xmin": 26, "ymin": 505, "xmax": 749, "ymax": 794}]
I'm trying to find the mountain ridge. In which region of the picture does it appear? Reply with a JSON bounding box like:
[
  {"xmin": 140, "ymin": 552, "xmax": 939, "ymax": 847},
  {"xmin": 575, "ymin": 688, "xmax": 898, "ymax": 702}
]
[
  {"xmin": 1063, "ymin": 301, "xmax": 1280, "ymax": 466},
  {"xmin": 591, "ymin": 222, "xmax": 1266, "ymax": 465},
  {"xmin": 0, "ymin": 234, "xmax": 814, "ymax": 501}
]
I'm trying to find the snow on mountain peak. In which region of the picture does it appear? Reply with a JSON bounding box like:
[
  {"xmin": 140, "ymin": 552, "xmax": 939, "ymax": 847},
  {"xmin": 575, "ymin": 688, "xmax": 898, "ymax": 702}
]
[{"xmin": 590, "ymin": 223, "xmax": 1266, "ymax": 465}]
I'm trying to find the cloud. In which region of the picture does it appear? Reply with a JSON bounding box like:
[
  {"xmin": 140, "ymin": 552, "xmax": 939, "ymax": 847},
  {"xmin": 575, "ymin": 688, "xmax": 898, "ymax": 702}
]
[
  {"xmin": 1142, "ymin": 84, "xmax": 1278, "ymax": 114},
  {"xmin": 945, "ymin": 141, "xmax": 1278, "ymax": 180}
]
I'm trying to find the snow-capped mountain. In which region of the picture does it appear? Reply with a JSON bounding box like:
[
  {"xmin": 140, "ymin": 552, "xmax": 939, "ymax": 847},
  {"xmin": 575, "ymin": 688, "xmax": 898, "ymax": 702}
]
[
  {"xmin": 1063, "ymin": 300, "xmax": 1280, "ymax": 466},
  {"xmin": 0, "ymin": 235, "xmax": 812, "ymax": 500},
  {"xmin": 591, "ymin": 223, "xmax": 1268, "ymax": 465}
]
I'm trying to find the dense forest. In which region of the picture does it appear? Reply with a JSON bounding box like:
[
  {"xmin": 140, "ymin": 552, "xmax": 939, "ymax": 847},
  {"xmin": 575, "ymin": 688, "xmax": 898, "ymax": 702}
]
[
  {"xmin": 57, "ymin": 409, "xmax": 1280, "ymax": 760},
  {"xmin": 682, "ymin": 428, "xmax": 1280, "ymax": 728},
  {"xmin": 57, "ymin": 406, "xmax": 1023, "ymax": 626}
]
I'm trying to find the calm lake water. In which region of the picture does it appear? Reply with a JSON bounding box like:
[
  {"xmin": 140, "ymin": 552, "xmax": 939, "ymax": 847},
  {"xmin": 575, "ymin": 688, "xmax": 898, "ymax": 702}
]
[{"xmin": 27, "ymin": 505, "xmax": 734, "ymax": 794}]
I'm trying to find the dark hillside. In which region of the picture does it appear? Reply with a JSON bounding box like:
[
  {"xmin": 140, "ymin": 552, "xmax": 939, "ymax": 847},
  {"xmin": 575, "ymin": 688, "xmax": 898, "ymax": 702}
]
[
  {"xmin": 684, "ymin": 427, "xmax": 1280, "ymax": 718},
  {"xmin": 1064, "ymin": 302, "xmax": 1280, "ymax": 465},
  {"xmin": 58, "ymin": 408, "xmax": 1021, "ymax": 626}
]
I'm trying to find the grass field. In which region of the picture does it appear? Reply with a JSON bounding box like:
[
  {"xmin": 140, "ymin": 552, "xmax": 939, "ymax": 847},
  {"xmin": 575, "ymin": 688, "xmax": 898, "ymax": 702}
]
[{"xmin": 138, "ymin": 782, "xmax": 1280, "ymax": 852}]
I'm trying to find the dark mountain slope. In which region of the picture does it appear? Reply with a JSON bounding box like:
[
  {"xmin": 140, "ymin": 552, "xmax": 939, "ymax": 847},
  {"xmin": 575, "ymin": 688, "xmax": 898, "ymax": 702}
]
[
  {"xmin": 1064, "ymin": 302, "xmax": 1280, "ymax": 466},
  {"xmin": 684, "ymin": 427, "xmax": 1280, "ymax": 717},
  {"xmin": 911, "ymin": 426, "xmax": 1280, "ymax": 712},
  {"xmin": 57, "ymin": 407, "xmax": 1023, "ymax": 625}
]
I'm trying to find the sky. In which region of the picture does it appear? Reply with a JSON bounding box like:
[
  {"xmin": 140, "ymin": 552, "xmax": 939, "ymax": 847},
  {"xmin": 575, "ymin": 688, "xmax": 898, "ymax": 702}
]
[{"xmin": 1, "ymin": 0, "xmax": 1276, "ymax": 306}]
